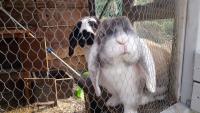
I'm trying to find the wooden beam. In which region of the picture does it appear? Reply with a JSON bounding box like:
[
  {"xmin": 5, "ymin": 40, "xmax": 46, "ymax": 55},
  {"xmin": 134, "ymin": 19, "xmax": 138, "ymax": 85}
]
[
  {"xmin": 180, "ymin": 0, "xmax": 200, "ymax": 106},
  {"xmin": 0, "ymin": 29, "xmax": 25, "ymax": 35},
  {"xmin": 4, "ymin": 0, "xmax": 88, "ymax": 9},
  {"xmin": 170, "ymin": 0, "xmax": 188, "ymax": 102},
  {"xmin": 34, "ymin": 101, "xmax": 56, "ymax": 108}
]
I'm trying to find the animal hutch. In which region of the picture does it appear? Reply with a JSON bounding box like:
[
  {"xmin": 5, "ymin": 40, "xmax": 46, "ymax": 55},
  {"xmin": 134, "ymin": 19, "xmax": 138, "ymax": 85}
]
[
  {"xmin": 0, "ymin": 0, "xmax": 200, "ymax": 113},
  {"xmin": 0, "ymin": 0, "xmax": 86, "ymax": 110}
]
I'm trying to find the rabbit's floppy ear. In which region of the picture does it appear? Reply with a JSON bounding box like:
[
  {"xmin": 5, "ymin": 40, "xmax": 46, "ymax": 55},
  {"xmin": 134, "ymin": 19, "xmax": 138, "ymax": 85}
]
[
  {"xmin": 88, "ymin": 41, "xmax": 101, "ymax": 97},
  {"xmin": 68, "ymin": 21, "xmax": 82, "ymax": 56},
  {"xmin": 139, "ymin": 39, "xmax": 156, "ymax": 93}
]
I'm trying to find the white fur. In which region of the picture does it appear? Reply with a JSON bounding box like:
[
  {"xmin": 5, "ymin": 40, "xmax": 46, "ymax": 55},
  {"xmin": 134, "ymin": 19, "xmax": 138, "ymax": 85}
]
[
  {"xmin": 88, "ymin": 42, "xmax": 101, "ymax": 96},
  {"xmin": 88, "ymin": 18, "xmax": 158, "ymax": 113},
  {"xmin": 83, "ymin": 45, "xmax": 91, "ymax": 62},
  {"xmin": 139, "ymin": 39, "xmax": 156, "ymax": 93},
  {"xmin": 79, "ymin": 17, "xmax": 97, "ymax": 34},
  {"xmin": 79, "ymin": 17, "xmax": 97, "ymax": 62},
  {"xmin": 89, "ymin": 39, "xmax": 169, "ymax": 113}
]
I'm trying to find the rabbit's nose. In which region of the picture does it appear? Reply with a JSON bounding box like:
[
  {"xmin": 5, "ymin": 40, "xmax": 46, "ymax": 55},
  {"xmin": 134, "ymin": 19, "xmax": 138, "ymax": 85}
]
[{"xmin": 116, "ymin": 35, "xmax": 128, "ymax": 45}]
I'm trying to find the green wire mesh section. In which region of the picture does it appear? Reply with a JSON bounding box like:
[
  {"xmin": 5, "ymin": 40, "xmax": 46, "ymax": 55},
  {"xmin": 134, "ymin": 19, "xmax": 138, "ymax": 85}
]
[
  {"xmin": 95, "ymin": 0, "xmax": 123, "ymax": 18},
  {"xmin": 95, "ymin": 0, "xmax": 174, "ymax": 44}
]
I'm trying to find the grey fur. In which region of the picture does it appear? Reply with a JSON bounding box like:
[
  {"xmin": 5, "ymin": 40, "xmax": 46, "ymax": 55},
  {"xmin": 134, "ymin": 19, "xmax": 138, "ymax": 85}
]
[
  {"xmin": 96, "ymin": 16, "xmax": 135, "ymax": 45},
  {"xmin": 88, "ymin": 16, "xmax": 157, "ymax": 113}
]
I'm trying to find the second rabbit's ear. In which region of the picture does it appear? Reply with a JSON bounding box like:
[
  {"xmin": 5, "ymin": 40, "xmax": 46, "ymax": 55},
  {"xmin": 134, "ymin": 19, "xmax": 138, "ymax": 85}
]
[
  {"xmin": 68, "ymin": 21, "xmax": 82, "ymax": 56},
  {"xmin": 139, "ymin": 39, "xmax": 156, "ymax": 93},
  {"xmin": 88, "ymin": 41, "xmax": 101, "ymax": 97}
]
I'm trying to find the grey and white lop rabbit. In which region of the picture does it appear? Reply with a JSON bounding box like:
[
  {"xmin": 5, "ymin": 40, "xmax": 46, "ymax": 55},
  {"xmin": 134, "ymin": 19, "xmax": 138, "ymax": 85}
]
[{"xmin": 88, "ymin": 16, "xmax": 169, "ymax": 113}]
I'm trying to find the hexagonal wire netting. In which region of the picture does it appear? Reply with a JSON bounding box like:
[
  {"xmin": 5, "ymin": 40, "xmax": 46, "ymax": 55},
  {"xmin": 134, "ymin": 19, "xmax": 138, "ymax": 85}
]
[{"xmin": 0, "ymin": 0, "xmax": 176, "ymax": 113}]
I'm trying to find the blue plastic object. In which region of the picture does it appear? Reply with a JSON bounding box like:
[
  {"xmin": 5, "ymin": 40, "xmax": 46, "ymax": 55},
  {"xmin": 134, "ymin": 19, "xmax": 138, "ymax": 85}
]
[{"xmin": 47, "ymin": 48, "xmax": 53, "ymax": 53}]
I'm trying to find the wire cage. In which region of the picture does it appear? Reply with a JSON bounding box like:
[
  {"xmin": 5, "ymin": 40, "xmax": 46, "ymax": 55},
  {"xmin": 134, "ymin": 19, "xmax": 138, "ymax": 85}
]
[{"xmin": 0, "ymin": 0, "xmax": 181, "ymax": 113}]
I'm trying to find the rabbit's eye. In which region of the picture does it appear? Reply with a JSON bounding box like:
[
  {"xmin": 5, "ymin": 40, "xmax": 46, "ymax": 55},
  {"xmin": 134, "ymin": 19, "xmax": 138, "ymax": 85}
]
[
  {"xmin": 106, "ymin": 29, "xmax": 114, "ymax": 36},
  {"xmin": 124, "ymin": 30, "xmax": 128, "ymax": 34},
  {"xmin": 88, "ymin": 21, "xmax": 97, "ymax": 28},
  {"xmin": 124, "ymin": 27, "xmax": 133, "ymax": 34},
  {"xmin": 123, "ymin": 26, "xmax": 129, "ymax": 32}
]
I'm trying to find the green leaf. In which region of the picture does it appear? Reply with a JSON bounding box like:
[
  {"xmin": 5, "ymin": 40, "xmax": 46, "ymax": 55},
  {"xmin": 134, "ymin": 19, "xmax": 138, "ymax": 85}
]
[
  {"xmin": 82, "ymin": 71, "xmax": 90, "ymax": 78},
  {"xmin": 75, "ymin": 86, "xmax": 84, "ymax": 100}
]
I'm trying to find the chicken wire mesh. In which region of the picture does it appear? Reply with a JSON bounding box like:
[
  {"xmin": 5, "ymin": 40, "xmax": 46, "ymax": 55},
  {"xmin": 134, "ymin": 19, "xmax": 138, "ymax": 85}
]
[{"xmin": 0, "ymin": 0, "xmax": 176, "ymax": 113}]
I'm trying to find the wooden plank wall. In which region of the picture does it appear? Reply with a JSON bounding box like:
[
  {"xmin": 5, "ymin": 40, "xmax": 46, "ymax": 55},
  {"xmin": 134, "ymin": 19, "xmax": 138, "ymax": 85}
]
[
  {"xmin": 1, "ymin": 0, "xmax": 91, "ymax": 71},
  {"xmin": 34, "ymin": 0, "xmax": 90, "ymax": 71}
]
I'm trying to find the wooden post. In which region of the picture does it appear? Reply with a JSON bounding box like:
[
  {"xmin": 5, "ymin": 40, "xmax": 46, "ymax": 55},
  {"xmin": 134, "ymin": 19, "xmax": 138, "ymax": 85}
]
[
  {"xmin": 169, "ymin": 0, "xmax": 188, "ymax": 102},
  {"xmin": 180, "ymin": 0, "xmax": 200, "ymax": 106},
  {"xmin": 54, "ymin": 79, "xmax": 58, "ymax": 106},
  {"xmin": 23, "ymin": 71, "xmax": 31, "ymax": 104}
]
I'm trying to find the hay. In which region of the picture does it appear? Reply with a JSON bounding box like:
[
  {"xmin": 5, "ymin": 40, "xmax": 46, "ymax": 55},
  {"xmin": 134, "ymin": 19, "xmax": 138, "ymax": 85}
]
[{"xmin": 5, "ymin": 97, "xmax": 85, "ymax": 113}]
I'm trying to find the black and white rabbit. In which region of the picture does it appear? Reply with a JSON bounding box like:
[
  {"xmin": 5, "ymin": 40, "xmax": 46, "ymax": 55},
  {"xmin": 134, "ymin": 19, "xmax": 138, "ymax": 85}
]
[
  {"xmin": 68, "ymin": 16, "xmax": 100, "ymax": 62},
  {"xmin": 88, "ymin": 16, "xmax": 169, "ymax": 113}
]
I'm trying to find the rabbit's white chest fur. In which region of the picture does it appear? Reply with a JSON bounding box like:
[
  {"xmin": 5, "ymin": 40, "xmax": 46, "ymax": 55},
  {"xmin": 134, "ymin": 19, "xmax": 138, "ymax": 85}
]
[
  {"xmin": 84, "ymin": 45, "xmax": 91, "ymax": 62},
  {"xmin": 99, "ymin": 60, "xmax": 144, "ymax": 106}
]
